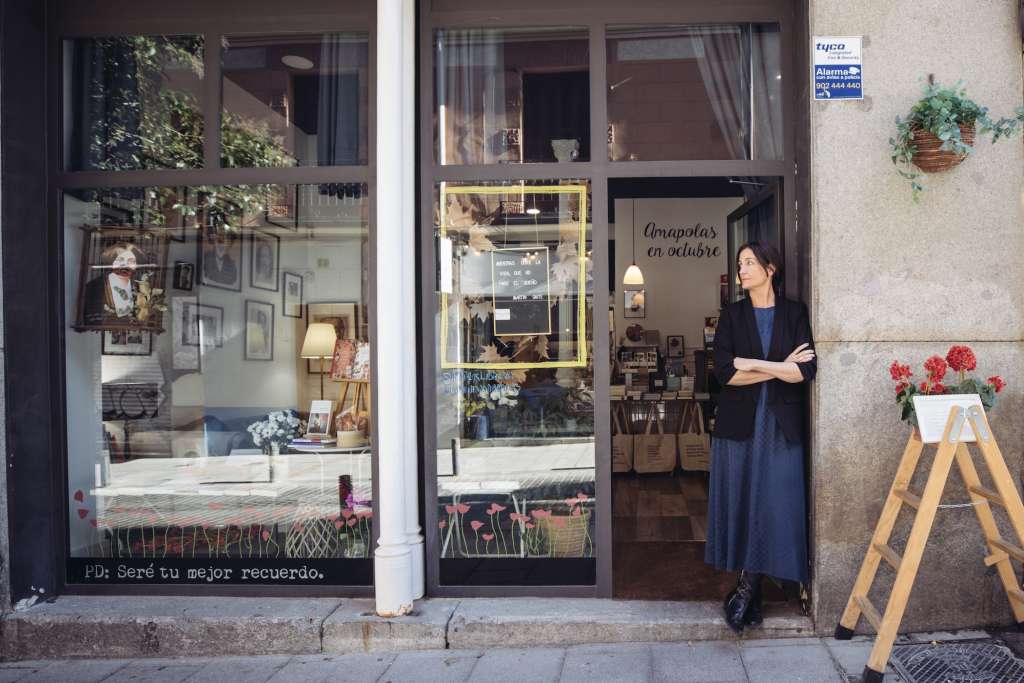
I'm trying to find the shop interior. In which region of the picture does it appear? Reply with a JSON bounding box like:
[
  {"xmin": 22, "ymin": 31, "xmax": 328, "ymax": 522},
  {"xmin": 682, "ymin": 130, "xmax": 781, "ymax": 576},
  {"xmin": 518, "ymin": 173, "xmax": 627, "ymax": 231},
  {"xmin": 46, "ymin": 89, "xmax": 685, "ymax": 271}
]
[{"xmin": 608, "ymin": 176, "xmax": 797, "ymax": 607}]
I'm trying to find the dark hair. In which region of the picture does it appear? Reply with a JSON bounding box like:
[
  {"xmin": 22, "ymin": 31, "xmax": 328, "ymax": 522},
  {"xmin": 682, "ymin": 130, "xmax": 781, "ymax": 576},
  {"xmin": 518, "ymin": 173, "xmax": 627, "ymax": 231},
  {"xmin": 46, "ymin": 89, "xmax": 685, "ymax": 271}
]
[{"xmin": 736, "ymin": 241, "xmax": 783, "ymax": 296}]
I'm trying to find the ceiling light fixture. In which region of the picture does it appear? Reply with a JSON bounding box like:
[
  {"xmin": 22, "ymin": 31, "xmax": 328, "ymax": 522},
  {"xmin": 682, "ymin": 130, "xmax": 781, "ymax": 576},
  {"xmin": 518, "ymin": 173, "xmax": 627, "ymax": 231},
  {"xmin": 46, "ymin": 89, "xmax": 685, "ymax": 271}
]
[
  {"xmin": 281, "ymin": 55, "xmax": 314, "ymax": 70},
  {"xmin": 622, "ymin": 199, "xmax": 644, "ymax": 286}
]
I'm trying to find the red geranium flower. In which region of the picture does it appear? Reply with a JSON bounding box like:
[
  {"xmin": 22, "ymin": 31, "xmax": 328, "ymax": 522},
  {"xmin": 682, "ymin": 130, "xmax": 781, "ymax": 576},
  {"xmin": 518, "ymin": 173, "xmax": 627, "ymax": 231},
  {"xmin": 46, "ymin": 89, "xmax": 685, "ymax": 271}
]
[
  {"xmin": 923, "ymin": 355, "xmax": 947, "ymax": 382},
  {"xmin": 889, "ymin": 360, "xmax": 912, "ymax": 381},
  {"xmin": 988, "ymin": 375, "xmax": 1006, "ymax": 393},
  {"xmin": 895, "ymin": 381, "xmax": 910, "ymax": 395},
  {"xmin": 946, "ymin": 345, "xmax": 977, "ymax": 373}
]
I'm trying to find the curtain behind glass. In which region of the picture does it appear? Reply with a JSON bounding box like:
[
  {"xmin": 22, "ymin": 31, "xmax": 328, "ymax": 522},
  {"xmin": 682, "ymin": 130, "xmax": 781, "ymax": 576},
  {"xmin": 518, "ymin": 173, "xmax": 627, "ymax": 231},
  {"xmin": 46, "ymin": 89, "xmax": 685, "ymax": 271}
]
[
  {"xmin": 751, "ymin": 25, "xmax": 783, "ymax": 160},
  {"xmin": 436, "ymin": 29, "xmax": 507, "ymax": 165},
  {"xmin": 317, "ymin": 33, "xmax": 360, "ymax": 166},
  {"xmin": 693, "ymin": 26, "xmax": 751, "ymax": 161}
]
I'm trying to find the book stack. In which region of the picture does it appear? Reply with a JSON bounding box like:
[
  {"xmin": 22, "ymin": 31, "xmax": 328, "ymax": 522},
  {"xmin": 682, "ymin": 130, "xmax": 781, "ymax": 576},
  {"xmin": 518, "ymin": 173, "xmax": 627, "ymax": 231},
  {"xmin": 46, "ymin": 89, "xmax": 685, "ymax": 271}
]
[{"xmin": 289, "ymin": 436, "xmax": 337, "ymax": 449}]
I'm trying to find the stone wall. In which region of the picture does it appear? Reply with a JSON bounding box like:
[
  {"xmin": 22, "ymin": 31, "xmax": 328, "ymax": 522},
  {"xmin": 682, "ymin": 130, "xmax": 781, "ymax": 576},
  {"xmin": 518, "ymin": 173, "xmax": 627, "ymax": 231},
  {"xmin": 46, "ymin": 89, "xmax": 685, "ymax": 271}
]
[{"xmin": 809, "ymin": 0, "xmax": 1024, "ymax": 632}]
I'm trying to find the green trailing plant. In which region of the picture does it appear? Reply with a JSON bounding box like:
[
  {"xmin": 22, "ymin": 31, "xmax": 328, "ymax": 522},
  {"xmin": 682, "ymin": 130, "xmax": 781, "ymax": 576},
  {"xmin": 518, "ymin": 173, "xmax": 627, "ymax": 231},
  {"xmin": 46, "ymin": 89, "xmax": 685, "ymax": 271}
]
[{"xmin": 889, "ymin": 80, "xmax": 1024, "ymax": 200}]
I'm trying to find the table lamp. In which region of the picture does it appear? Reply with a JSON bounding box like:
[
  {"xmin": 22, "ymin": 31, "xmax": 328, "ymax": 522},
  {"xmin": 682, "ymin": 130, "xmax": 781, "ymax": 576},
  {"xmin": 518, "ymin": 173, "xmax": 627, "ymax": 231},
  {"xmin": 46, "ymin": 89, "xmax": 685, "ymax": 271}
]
[{"xmin": 301, "ymin": 323, "xmax": 338, "ymax": 399}]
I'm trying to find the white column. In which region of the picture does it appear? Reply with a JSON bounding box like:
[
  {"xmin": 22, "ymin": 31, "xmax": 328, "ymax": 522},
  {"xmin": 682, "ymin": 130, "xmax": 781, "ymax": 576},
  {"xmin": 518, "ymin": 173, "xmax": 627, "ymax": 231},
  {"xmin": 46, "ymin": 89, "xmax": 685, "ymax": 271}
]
[
  {"xmin": 401, "ymin": 0, "xmax": 425, "ymax": 600},
  {"xmin": 374, "ymin": 0, "xmax": 414, "ymax": 617}
]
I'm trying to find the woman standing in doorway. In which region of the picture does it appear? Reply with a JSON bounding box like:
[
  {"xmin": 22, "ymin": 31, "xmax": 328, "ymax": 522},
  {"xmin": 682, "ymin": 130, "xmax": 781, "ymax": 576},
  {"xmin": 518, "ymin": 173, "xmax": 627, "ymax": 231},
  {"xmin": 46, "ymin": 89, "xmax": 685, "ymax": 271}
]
[{"xmin": 704, "ymin": 241, "xmax": 816, "ymax": 633}]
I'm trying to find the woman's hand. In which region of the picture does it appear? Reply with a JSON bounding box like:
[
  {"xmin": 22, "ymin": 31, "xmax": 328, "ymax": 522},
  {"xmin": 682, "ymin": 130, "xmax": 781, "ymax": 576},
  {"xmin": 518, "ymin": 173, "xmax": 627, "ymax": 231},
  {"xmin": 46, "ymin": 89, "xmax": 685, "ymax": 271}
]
[
  {"xmin": 733, "ymin": 357, "xmax": 756, "ymax": 372},
  {"xmin": 786, "ymin": 343, "xmax": 815, "ymax": 364}
]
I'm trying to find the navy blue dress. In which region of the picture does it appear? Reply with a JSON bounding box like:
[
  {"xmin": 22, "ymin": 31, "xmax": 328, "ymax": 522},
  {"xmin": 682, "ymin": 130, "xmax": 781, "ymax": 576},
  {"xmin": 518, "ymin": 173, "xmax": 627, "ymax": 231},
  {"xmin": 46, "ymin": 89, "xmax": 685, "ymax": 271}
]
[{"xmin": 704, "ymin": 306, "xmax": 809, "ymax": 584}]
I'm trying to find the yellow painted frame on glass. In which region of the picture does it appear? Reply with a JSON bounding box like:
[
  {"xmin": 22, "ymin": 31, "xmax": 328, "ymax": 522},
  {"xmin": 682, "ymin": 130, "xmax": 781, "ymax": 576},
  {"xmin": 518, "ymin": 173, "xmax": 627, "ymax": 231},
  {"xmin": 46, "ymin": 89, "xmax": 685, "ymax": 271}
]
[{"xmin": 439, "ymin": 184, "xmax": 588, "ymax": 370}]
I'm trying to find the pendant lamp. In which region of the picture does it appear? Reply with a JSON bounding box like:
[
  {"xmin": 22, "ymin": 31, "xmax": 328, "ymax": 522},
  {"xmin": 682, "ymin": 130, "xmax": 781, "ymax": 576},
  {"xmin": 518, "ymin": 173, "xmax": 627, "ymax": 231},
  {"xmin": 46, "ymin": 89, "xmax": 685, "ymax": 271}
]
[{"xmin": 623, "ymin": 199, "xmax": 644, "ymax": 286}]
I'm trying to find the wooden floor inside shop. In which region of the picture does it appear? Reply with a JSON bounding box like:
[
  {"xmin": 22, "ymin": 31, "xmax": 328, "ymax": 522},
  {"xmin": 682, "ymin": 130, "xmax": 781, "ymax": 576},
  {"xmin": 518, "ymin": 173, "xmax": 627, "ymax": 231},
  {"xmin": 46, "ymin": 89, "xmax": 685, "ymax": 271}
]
[{"xmin": 611, "ymin": 471, "xmax": 791, "ymax": 605}]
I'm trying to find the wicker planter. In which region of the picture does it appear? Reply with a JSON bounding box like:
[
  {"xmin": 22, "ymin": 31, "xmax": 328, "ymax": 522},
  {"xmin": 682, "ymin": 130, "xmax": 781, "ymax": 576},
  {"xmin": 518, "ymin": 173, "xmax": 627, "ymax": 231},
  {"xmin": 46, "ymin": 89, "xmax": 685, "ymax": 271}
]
[{"xmin": 911, "ymin": 123, "xmax": 976, "ymax": 173}]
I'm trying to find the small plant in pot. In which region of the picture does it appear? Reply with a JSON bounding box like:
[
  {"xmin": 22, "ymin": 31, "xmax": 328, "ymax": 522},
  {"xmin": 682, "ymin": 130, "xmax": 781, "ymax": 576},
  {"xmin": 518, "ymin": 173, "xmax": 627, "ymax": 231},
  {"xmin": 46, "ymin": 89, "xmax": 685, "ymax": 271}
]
[{"xmin": 889, "ymin": 80, "xmax": 1024, "ymax": 200}]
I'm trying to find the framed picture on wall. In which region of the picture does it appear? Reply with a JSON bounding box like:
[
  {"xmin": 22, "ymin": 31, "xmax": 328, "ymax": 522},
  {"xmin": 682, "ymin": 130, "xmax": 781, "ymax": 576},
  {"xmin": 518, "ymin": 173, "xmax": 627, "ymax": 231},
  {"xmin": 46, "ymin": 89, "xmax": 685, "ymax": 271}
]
[
  {"xmin": 102, "ymin": 329, "xmax": 152, "ymax": 356},
  {"xmin": 183, "ymin": 302, "xmax": 224, "ymax": 348},
  {"xmin": 250, "ymin": 229, "xmax": 280, "ymax": 292},
  {"xmin": 173, "ymin": 261, "xmax": 194, "ymax": 291},
  {"xmin": 306, "ymin": 302, "xmax": 358, "ymax": 374},
  {"xmin": 172, "ymin": 297, "xmax": 200, "ymax": 371},
  {"xmin": 244, "ymin": 300, "xmax": 275, "ymax": 361},
  {"xmin": 197, "ymin": 224, "xmax": 242, "ymax": 292},
  {"xmin": 623, "ymin": 289, "xmax": 645, "ymax": 318},
  {"xmin": 282, "ymin": 272, "xmax": 303, "ymax": 318},
  {"xmin": 667, "ymin": 335, "xmax": 685, "ymax": 358}
]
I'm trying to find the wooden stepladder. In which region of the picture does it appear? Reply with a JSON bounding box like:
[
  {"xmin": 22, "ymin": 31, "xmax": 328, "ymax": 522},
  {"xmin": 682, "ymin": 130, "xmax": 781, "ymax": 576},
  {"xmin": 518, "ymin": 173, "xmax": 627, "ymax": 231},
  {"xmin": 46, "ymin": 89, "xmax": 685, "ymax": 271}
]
[{"xmin": 835, "ymin": 404, "xmax": 1024, "ymax": 682}]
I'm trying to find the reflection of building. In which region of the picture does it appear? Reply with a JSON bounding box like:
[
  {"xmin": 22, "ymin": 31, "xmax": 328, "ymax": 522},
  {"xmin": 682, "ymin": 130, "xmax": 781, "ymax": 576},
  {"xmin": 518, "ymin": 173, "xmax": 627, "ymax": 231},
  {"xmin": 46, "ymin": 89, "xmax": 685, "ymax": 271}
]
[{"xmin": 4, "ymin": 0, "xmax": 1024, "ymax": 655}]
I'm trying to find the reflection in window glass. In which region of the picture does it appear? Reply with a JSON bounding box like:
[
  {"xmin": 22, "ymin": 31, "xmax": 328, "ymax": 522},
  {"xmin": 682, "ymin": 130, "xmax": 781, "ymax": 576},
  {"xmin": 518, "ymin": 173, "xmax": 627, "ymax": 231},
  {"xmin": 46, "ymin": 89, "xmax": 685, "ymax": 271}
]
[
  {"xmin": 222, "ymin": 34, "xmax": 369, "ymax": 167},
  {"xmin": 64, "ymin": 183, "xmax": 373, "ymax": 585},
  {"xmin": 606, "ymin": 24, "xmax": 782, "ymax": 161},
  {"xmin": 434, "ymin": 29, "xmax": 590, "ymax": 165},
  {"xmin": 434, "ymin": 180, "xmax": 595, "ymax": 584},
  {"xmin": 64, "ymin": 36, "xmax": 205, "ymax": 172}
]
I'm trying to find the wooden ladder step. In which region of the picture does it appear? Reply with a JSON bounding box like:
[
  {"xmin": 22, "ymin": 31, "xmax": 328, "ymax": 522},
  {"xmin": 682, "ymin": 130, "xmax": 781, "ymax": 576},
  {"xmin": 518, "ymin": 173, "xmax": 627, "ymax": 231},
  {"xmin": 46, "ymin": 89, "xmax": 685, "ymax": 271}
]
[
  {"xmin": 893, "ymin": 488, "xmax": 921, "ymax": 509},
  {"xmin": 854, "ymin": 595, "xmax": 883, "ymax": 631},
  {"xmin": 968, "ymin": 484, "xmax": 1005, "ymax": 507},
  {"xmin": 873, "ymin": 542, "xmax": 902, "ymax": 571},
  {"xmin": 991, "ymin": 538, "xmax": 1024, "ymax": 562}
]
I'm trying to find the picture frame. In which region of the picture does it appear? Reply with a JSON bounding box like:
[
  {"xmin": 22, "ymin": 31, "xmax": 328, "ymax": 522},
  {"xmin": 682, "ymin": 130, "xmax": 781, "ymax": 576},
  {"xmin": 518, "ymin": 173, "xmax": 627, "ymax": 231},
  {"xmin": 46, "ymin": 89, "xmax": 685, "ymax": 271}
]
[
  {"xmin": 623, "ymin": 289, "xmax": 645, "ymax": 318},
  {"xmin": 172, "ymin": 261, "xmax": 194, "ymax": 291},
  {"xmin": 244, "ymin": 300, "xmax": 275, "ymax": 361},
  {"xmin": 249, "ymin": 229, "xmax": 281, "ymax": 292},
  {"xmin": 72, "ymin": 226, "xmax": 169, "ymax": 333},
  {"xmin": 305, "ymin": 399, "xmax": 335, "ymax": 437},
  {"xmin": 667, "ymin": 335, "xmax": 685, "ymax": 358},
  {"xmin": 183, "ymin": 302, "xmax": 224, "ymax": 348},
  {"xmin": 197, "ymin": 223, "xmax": 242, "ymax": 292},
  {"xmin": 172, "ymin": 296, "xmax": 200, "ymax": 371},
  {"xmin": 282, "ymin": 271, "xmax": 303, "ymax": 318},
  {"xmin": 102, "ymin": 329, "xmax": 152, "ymax": 356},
  {"xmin": 306, "ymin": 302, "xmax": 359, "ymax": 374}
]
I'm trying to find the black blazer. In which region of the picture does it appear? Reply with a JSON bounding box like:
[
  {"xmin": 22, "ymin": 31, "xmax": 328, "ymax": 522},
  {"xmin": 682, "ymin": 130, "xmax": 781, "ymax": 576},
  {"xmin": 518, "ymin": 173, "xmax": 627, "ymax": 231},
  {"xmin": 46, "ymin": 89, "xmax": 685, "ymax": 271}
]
[{"xmin": 711, "ymin": 296, "xmax": 816, "ymax": 444}]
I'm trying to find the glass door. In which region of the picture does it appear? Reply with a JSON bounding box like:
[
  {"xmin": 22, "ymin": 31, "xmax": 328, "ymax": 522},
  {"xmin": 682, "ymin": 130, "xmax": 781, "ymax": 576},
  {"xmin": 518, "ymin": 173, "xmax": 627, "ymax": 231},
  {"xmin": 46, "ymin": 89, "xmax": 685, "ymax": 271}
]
[{"xmin": 726, "ymin": 182, "xmax": 782, "ymax": 303}]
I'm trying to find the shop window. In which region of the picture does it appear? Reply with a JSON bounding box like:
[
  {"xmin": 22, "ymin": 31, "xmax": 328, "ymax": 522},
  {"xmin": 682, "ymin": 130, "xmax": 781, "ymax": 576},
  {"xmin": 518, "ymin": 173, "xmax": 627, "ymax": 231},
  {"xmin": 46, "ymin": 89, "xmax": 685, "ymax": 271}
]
[
  {"xmin": 606, "ymin": 24, "xmax": 783, "ymax": 161},
  {"xmin": 64, "ymin": 35, "xmax": 205, "ymax": 172},
  {"xmin": 433, "ymin": 180, "xmax": 595, "ymax": 585},
  {"xmin": 63, "ymin": 183, "xmax": 374, "ymax": 586},
  {"xmin": 222, "ymin": 33, "xmax": 369, "ymax": 167},
  {"xmin": 434, "ymin": 28, "xmax": 590, "ymax": 165}
]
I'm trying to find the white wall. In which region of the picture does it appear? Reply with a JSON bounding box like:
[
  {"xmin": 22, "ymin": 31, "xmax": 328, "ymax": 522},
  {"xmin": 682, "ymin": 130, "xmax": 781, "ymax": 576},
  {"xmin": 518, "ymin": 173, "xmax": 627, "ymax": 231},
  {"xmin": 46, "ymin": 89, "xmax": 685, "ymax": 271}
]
[{"xmin": 613, "ymin": 197, "xmax": 741, "ymax": 359}]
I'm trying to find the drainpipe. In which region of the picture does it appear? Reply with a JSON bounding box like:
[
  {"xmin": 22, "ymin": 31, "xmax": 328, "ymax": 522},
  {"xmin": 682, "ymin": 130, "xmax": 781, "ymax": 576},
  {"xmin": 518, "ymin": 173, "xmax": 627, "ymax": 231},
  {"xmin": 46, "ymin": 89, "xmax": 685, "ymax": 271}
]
[{"xmin": 374, "ymin": 0, "xmax": 414, "ymax": 617}]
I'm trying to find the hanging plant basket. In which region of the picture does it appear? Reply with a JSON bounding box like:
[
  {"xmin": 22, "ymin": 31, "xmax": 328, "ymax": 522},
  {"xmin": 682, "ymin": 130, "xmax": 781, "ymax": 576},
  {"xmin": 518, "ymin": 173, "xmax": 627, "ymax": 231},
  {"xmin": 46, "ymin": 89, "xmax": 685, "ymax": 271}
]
[{"xmin": 910, "ymin": 123, "xmax": 976, "ymax": 173}]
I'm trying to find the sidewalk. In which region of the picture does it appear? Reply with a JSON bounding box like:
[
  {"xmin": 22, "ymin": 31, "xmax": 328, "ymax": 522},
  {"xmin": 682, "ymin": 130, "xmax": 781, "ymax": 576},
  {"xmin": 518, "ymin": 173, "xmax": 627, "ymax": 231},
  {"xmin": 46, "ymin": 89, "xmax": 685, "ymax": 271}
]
[{"xmin": 0, "ymin": 636, "xmax": 878, "ymax": 682}]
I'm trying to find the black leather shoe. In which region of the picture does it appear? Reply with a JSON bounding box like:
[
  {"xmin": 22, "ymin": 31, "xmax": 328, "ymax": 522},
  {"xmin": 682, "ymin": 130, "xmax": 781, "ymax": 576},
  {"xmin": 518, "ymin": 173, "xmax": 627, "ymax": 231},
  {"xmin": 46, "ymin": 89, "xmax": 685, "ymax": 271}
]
[
  {"xmin": 744, "ymin": 586, "xmax": 763, "ymax": 627},
  {"xmin": 724, "ymin": 572, "xmax": 759, "ymax": 634}
]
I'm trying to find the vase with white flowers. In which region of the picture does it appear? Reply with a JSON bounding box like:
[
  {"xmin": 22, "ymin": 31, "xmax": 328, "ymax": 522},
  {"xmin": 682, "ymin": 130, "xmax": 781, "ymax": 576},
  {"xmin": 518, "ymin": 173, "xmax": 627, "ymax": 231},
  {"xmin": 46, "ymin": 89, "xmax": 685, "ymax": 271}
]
[{"xmin": 246, "ymin": 410, "xmax": 305, "ymax": 454}]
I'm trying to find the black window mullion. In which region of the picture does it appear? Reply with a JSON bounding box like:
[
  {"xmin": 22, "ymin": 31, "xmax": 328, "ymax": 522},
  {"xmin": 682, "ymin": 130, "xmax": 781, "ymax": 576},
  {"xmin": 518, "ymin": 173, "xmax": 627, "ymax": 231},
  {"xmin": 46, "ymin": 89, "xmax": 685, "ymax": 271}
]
[{"xmin": 202, "ymin": 31, "xmax": 221, "ymax": 170}]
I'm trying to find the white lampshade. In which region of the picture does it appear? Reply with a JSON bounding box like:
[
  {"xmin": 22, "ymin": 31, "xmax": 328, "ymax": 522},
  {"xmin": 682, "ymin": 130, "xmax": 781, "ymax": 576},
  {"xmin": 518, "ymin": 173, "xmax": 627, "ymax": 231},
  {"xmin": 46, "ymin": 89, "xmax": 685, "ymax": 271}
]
[
  {"xmin": 623, "ymin": 263, "xmax": 645, "ymax": 286},
  {"xmin": 300, "ymin": 323, "xmax": 337, "ymax": 358}
]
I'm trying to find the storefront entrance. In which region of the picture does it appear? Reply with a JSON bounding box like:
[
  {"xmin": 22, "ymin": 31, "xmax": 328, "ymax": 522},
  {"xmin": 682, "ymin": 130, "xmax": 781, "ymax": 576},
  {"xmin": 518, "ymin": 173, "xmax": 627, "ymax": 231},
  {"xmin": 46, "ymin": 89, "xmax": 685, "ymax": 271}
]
[{"xmin": 419, "ymin": 0, "xmax": 809, "ymax": 598}]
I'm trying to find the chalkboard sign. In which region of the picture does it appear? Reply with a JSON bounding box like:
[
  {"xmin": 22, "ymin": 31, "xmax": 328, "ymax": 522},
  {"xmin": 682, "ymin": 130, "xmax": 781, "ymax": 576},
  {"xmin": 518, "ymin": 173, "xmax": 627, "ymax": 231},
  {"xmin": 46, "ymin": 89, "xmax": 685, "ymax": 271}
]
[{"xmin": 490, "ymin": 247, "xmax": 551, "ymax": 336}]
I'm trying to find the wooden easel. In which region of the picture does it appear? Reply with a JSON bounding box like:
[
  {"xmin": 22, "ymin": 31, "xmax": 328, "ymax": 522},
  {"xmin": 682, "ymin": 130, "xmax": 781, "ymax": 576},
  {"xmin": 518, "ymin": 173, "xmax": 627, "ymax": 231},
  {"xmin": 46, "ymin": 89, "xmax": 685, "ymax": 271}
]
[
  {"xmin": 835, "ymin": 404, "xmax": 1024, "ymax": 682},
  {"xmin": 337, "ymin": 379, "xmax": 371, "ymax": 422}
]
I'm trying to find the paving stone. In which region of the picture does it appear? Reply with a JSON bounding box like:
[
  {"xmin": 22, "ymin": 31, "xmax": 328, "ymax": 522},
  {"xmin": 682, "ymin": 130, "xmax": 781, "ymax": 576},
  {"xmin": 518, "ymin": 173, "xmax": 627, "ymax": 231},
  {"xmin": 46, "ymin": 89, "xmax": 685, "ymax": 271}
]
[
  {"xmin": 184, "ymin": 655, "xmax": 292, "ymax": 683},
  {"xmin": 99, "ymin": 659, "xmax": 203, "ymax": 683},
  {"xmin": 14, "ymin": 659, "xmax": 129, "ymax": 683},
  {"xmin": 322, "ymin": 598, "xmax": 457, "ymax": 653},
  {"xmin": 466, "ymin": 647, "xmax": 564, "ymax": 683},
  {"xmin": 378, "ymin": 650, "xmax": 482, "ymax": 683},
  {"xmin": 267, "ymin": 653, "xmax": 396, "ymax": 683},
  {"xmin": 741, "ymin": 643, "xmax": 843, "ymax": 682},
  {"xmin": 560, "ymin": 643, "xmax": 652, "ymax": 683},
  {"xmin": 823, "ymin": 638, "xmax": 898, "ymax": 679},
  {"xmin": 650, "ymin": 641, "xmax": 747, "ymax": 682}
]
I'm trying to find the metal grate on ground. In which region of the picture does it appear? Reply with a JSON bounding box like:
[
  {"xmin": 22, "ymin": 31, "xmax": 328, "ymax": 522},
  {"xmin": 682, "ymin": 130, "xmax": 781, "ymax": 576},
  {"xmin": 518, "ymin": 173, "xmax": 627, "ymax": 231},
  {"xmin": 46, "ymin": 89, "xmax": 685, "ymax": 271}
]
[{"xmin": 890, "ymin": 641, "xmax": 1024, "ymax": 683}]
